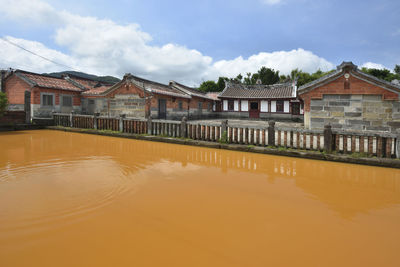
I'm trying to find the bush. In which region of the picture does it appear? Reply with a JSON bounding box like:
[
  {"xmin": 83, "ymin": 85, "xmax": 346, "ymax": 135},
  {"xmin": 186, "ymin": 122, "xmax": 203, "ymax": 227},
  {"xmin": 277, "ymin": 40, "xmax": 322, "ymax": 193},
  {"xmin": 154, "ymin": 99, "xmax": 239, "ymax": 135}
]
[
  {"xmin": 0, "ymin": 92, "xmax": 8, "ymax": 116},
  {"xmin": 218, "ymin": 130, "xmax": 228, "ymax": 144}
]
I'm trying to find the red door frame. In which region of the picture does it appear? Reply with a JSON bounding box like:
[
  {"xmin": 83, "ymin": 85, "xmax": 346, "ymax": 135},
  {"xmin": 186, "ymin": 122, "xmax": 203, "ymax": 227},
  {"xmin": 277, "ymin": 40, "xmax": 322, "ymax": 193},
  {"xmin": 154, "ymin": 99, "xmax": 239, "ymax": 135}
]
[{"xmin": 249, "ymin": 101, "xmax": 260, "ymax": 118}]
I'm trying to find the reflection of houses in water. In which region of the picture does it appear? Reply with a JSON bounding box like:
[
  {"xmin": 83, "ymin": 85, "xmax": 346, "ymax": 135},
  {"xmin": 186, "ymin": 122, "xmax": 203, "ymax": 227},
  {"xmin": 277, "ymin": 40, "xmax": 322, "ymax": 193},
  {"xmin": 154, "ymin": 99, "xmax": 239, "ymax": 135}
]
[{"xmin": 2, "ymin": 131, "xmax": 400, "ymax": 219}]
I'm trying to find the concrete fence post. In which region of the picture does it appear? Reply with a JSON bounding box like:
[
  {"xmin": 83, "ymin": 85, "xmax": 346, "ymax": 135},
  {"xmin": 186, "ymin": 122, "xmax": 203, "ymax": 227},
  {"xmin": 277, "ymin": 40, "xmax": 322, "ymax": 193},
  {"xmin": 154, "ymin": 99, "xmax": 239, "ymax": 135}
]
[
  {"xmin": 69, "ymin": 111, "xmax": 74, "ymax": 128},
  {"xmin": 94, "ymin": 113, "xmax": 99, "ymax": 130},
  {"xmin": 51, "ymin": 111, "xmax": 56, "ymax": 126},
  {"xmin": 119, "ymin": 114, "xmax": 126, "ymax": 132},
  {"xmin": 324, "ymin": 124, "xmax": 333, "ymax": 153},
  {"xmin": 268, "ymin": 121, "xmax": 275, "ymax": 146},
  {"xmin": 180, "ymin": 116, "xmax": 187, "ymax": 138},
  {"xmin": 221, "ymin": 119, "xmax": 228, "ymax": 134},
  {"xmin": 147, "ymin": 115, "xmax": 153, "ymax": 135},
  {"xmin": 396, "ymin": 134, "xmax": 400, "ymax": 159}
]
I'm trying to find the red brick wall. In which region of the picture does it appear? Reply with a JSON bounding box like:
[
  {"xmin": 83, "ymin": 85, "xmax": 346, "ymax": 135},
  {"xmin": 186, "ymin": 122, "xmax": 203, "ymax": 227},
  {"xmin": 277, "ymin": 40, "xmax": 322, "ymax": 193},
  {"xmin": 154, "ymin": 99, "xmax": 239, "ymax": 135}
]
[
  {"xmin": 300, "ymin": 75, "xmax": 399, "ymax": 112},
  {"xmin": 189, "ymin": 96, "xmax": 213, "ymax": 110},
  {"xmin": 105, "ymin": 83, "xmax": 147, "ymax": 98},
  {"xmin": 31, "ymin": 87, "xmax": 81, "ymax": 106},
  {"xmin": 4, "ymin": 75, "xmax": 30, "ymax": 104},
  {"xmin": 0, "ymin": 111, "xmax": 25, "ymax": 124}
]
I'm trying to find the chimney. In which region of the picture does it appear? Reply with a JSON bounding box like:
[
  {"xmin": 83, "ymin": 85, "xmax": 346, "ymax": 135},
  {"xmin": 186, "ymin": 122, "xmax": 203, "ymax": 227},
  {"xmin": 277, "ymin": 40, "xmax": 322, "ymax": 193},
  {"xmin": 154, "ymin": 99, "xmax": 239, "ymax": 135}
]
[{"xmin": 256, "ymin": 79, "xmax": 262, "ymax": 85}]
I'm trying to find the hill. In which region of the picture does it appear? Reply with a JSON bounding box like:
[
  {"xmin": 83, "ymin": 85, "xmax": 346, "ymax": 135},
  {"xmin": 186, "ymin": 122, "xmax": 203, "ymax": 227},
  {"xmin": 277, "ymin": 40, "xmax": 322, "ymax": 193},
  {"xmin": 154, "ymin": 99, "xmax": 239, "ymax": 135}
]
[{"xmin": 44, "ymin": 71, "xmax": 120, "ymax": 84}]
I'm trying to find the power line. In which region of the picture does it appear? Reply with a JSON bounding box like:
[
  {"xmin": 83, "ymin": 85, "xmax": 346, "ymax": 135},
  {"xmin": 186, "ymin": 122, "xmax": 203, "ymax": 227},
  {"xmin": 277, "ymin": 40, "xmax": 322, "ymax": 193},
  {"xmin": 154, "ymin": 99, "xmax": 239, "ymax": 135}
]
[{"xmin": 0, "ymin": 37, "xmax": 81, "ymax": 72}]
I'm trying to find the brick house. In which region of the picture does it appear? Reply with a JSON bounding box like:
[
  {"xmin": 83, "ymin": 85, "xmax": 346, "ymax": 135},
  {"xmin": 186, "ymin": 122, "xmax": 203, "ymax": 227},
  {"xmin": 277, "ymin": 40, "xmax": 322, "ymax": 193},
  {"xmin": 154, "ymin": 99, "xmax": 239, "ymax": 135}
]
[
  {"xmin": 80, "ymin": 74, "xmax": 215, "ymax": 120},
  {"xmin": 2, "ymin": 69, "xmax": 215, "ymax": 120},
  {"xmin": 3, "ymin": 70, "xmax": 84, "ymax": 118},
  {"xmin": 218, "ymin": 80, "xmax": 303, "ymax": 120},
  {"xmin": 298, "ymin": 62, "xmax": 400, "ymax": 132},
  {"xmin": 169, "ymin": 81, "xmax": 216, "ymax": 119}
]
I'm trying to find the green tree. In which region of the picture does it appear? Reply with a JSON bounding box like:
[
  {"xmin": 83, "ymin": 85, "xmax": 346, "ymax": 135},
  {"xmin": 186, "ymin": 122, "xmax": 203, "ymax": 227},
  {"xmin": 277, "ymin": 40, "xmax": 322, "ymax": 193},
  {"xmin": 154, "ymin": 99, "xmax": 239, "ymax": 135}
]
[
  {"xmin": 394, "ymin": 65, "xmax": 400, "ymax": 75},
  {"xmin": 360, "ymin": 67, "xmax": 400, "ymax": 82},
  {"xmin": 0, "ymin": 92, "xmax": 8, "ymax": 116},
  {"xmin": 256, "ymin": 66, "xmax": 280, "ymax": 85},
  {"xmin": 198, "ymin": 80, "xmax": 219, "ymax": 92},
  {"xmin": 217, "ymin": 77, "xmax": 228, "ymax": 91},
  {"xmin": 289, "ymin": 69, "xmax": 333, "ymax": 87},
  {"xmin": 234, "ymin": 74, "xmax": 243, "ymax": 83}
]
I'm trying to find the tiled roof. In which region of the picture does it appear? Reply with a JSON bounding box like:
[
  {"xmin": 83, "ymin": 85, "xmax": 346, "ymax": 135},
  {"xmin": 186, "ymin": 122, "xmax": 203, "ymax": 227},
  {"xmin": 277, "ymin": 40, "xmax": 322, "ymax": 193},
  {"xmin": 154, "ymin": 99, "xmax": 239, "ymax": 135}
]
[
  {"xmin": 16, "ymin": 71, "xmax": 83, "ymax": 92},
  {"xmin": 218, "ymin": 82, "xmax": 295, "ymax": 99},
  {"xmin": 170, "ymin": 81, "xmax": 214, "ymax": 100},
  {"xmin": 127, "ymin": 74, "xmax": 190, "ymax": 98},
  {"xmin": 69, "ymin": 76, "xmax": 113, "ymax": 95},
  {"xmin": 81, "ymin": 85, "xmax": 112, "ymax": 95}
]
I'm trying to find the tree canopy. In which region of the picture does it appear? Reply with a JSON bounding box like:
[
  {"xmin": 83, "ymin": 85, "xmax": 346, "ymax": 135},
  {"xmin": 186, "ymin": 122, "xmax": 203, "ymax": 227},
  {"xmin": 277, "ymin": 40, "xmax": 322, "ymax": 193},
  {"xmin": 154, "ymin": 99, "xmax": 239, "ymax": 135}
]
[
  {"xmin": 360, "ymin": 67, "xmax": 400, "ymax": 82},
  {"xmin": 197, "ymin": 64, "xmax": 400, "ymax": 93}
]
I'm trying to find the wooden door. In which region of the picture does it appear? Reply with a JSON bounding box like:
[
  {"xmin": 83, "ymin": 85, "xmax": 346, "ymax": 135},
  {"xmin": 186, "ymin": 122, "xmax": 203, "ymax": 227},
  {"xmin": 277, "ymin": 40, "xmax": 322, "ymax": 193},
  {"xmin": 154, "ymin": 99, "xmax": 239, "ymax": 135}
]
[
  {"xmin": 158, "ymin": 99, "xmax": 167, "ymax": 119},
  {"xmin": 249, "ymin": 101, "xmax": 260, "ymax": 118},
  {"xmin": 292, "ymin": 102, "xmax": 300, "ymax": 115}
]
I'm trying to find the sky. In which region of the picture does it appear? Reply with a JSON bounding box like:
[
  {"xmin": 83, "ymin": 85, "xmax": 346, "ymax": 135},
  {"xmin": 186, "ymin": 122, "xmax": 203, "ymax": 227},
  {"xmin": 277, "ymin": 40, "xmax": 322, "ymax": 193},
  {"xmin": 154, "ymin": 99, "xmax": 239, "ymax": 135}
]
[{"xmin": 0, "ymin": 0, "xmax": 399, "ymax": 86}]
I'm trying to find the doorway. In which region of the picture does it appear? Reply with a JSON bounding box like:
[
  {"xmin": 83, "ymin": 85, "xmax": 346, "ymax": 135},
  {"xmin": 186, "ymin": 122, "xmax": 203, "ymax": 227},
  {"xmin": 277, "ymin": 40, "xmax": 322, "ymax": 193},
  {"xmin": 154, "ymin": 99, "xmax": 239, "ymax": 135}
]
[
  {"xmin": 158, "ymin": 99, "xmax": 167, "ymax": 119},
  {"xmin": 292, "ymin": 102, "xmax": 300, "ymax": 115},
  {"xmin": 249, "ymin": 101, "xmax": 259, "ymax": 118}
]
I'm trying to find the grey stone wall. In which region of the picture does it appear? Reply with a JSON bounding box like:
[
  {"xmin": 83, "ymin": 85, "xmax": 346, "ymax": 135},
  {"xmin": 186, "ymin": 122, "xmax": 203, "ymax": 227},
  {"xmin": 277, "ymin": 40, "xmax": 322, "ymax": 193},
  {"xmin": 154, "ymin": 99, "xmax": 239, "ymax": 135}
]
[
  {"xmin": 7, "ymin": 104, "xmax": 24, "ymax": 111},
  {"xmin": 215, "ymin": 112, "xmax": 303, "ymax": 121},
  {"xmin": 309, "ymin": 94, "xmax": 400, "ymax": 132},
  {"xmin": 109, "ymin": 94, "xmax": 145, "ymax": 118},
  {"xmin": 82, "ymin": 95, "xmax": 145, "ymax": 118},
  {"xmin": 150, "ymin": 107, "xmax": 216, "ymax": 120},
  {"xmin": 31, "ymin": 104, "xmax": 81, "ymax": 118}
]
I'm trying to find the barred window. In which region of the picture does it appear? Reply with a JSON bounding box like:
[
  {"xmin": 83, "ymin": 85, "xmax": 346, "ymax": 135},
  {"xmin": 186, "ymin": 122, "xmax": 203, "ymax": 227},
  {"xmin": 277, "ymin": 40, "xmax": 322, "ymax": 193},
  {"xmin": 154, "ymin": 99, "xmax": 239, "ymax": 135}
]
[
  {"xmin": 178, "ymin": 101, "xmax": 183, "ymax": 111},
  {"xmin": 62, "ymin": 96, "xmax": 72, "ymax": 107},
  {"xmin": 228, "ymin": 100, "xmax": 234, "ymax": 111},
  {"xmin": 42, "ymin": 94, "xmax": 54, "ymax": 106},
  {"xmin": 276, "ymin": 100, "xmax": 284, "ymax": 112}
]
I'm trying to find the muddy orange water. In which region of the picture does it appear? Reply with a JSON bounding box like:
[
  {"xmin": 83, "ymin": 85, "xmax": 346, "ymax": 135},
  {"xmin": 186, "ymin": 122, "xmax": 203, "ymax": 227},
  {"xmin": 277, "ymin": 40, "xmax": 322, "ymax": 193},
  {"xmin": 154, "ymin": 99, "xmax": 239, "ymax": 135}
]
[{"xmin": 1, "ymin": 130, "xmax": 400, "ymax": 267}]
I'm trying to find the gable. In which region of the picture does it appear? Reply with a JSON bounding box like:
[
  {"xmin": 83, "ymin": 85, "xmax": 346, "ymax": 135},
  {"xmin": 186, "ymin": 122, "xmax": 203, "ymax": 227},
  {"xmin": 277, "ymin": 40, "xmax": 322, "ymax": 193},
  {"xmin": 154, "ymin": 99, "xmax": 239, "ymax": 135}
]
[
  {"xmin": 104, "ymin": 81, "xmax": 147, "ymax": 98},
  {"xmin": 300, "ymin": 74, "xmax": 399, "ymax": 112},
  {"xmin": 301, "ymin": 74, "xmax": 399, "ymax": 101}
]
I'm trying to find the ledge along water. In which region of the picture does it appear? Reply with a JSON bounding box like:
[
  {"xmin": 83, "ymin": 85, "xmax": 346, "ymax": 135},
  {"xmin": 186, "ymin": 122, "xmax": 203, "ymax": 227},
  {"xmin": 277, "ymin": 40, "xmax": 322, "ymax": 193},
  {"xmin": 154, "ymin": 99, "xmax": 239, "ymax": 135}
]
[{"xmin": 1, "ymin": 130, "xmax": 400, "ymax": 267}]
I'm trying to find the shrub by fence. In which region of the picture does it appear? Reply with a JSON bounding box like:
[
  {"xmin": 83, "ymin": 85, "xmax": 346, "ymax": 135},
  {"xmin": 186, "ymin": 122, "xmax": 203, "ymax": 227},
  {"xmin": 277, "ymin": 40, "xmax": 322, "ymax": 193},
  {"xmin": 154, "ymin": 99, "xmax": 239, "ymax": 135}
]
[{"xmin": 53, "ymin": 113, "xmax": 399, "ymax": 159}]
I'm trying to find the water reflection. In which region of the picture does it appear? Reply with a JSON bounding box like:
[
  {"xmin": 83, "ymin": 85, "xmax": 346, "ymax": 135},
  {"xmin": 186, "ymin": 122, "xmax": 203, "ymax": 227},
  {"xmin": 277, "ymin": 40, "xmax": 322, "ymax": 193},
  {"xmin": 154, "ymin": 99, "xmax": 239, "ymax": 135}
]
[
  {"xmin": 1, "ymin": 130, "xmax": 399, "ymax": 220},
  {"xmin": 1, "ymin": 130, "xmax": 400, "ymax": 267}
]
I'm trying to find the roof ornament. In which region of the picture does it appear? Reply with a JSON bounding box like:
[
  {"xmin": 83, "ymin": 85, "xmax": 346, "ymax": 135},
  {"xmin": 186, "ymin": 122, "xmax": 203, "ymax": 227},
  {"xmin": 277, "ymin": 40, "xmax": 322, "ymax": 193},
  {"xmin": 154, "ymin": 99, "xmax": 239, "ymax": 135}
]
[{"xmin": 337, "ymin": 61, "xmax": 358, "ymax": 71}]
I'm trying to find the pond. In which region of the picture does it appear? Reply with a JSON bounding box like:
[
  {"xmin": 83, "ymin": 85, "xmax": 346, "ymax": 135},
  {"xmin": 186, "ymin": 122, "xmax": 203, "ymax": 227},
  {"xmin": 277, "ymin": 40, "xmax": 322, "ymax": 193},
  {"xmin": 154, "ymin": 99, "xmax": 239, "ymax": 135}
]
[{"xmin": 1, "ymin": 130, "xmax": 400, "ymax": 267}]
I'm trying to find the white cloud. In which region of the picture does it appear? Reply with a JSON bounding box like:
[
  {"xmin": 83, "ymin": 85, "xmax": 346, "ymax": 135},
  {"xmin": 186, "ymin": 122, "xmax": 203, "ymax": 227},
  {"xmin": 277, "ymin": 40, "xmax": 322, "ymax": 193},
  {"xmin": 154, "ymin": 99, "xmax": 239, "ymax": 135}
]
[
  {"xmin": 213, "ymin": 49, "xmax": 334, "ymax": 78},
  {"xmin": 361, "ymin": 62, "xmax": 388, "ymax": 70},
  {"xmin": 0, "ymin": 36, "xmax": 77, "ymax": 73},
  {"xmin": 0, "ymin": 0, "xmax": 334, "ymax": 85},
  {"xmin": 261, "ymin": 0, "xmax": 283, "ymax": 5}
]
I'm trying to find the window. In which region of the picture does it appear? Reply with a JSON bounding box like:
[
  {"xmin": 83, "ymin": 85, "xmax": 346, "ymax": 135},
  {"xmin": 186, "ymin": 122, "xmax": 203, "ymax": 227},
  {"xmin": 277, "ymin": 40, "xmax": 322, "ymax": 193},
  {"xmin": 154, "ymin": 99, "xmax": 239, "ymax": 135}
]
[
  {"xmin": 178, "ymin": 101, "xmax": 183, "ymax": 111},
  {"xmin": 198, "ymin": 102, "xmax": 203, "ymax": 110},
  {"xmin": 276, "ymin": 100, "xmax": 284, "ymax": 112},
  {"xmin": 344, "ymin": 80, "xmax": 350, "ymax": 89},
  {"xmin": 89, "ymin": 99, "xmax": 95, "ymax": 105},
  {"xmin": 208, "ymin": 102, "xmax": 212, "ymax": 111},
  {"xmin": 62, "ymin": 95, "xmax": 72, "ymax": 107},
  {"xmin": 228, "ymin": 100, "xmax": 234, "ymax": 111},
  {"xmin": 42, "ymin": 94, "xmax": 54, "ymax": 107}
]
